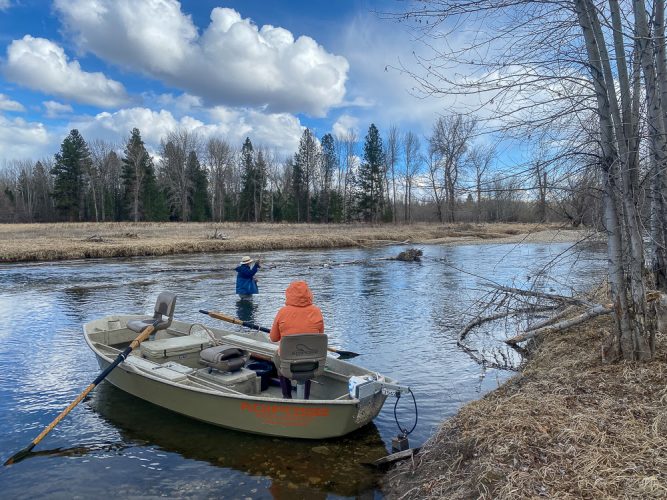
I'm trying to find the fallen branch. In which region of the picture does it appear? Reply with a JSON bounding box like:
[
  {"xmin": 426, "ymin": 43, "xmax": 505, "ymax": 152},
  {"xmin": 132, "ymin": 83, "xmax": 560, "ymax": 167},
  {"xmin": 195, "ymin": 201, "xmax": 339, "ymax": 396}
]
[
  {"xmin": 505, "ymin": 303, "xmax": 613, "ymax": 345},
  {"xmin": 458, "ymin": 305, "xmax": 559, "ymax": 342},
  {"xmin": 489, "ymin": 284, "xmax": 595, "ymax": 307}
]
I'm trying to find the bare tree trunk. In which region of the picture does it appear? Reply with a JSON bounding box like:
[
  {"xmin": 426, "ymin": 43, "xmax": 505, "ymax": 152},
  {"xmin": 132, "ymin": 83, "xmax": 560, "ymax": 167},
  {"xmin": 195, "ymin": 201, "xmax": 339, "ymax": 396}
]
[{"xmin": 575, "ymin": 0, "xmax": 651, "ymax": 360}]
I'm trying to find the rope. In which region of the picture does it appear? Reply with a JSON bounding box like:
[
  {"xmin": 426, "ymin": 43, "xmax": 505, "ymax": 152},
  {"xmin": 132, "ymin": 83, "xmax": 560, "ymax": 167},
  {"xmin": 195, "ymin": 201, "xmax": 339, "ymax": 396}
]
[{"xmin": 393, "ymin": 388, "xmax": 418, "ymax": 438}]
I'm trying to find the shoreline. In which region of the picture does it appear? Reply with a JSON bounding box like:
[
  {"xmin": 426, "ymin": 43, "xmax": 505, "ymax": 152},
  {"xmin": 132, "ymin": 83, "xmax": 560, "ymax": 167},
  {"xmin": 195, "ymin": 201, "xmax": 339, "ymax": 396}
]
[
  {"xmin": 383, "ymin": 311, "xmax": 667, "ymax": 498},
  {"xmin": 0, "ymin": 222, "xmax": 593, "ymax": 263}
]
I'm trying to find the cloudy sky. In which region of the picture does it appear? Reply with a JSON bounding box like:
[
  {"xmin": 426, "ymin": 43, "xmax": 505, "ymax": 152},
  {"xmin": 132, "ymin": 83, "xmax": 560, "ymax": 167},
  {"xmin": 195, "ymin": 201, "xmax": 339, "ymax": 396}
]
[{"xmin": 0, "ymin": 0, "xmax": 452, "ymax": 161}]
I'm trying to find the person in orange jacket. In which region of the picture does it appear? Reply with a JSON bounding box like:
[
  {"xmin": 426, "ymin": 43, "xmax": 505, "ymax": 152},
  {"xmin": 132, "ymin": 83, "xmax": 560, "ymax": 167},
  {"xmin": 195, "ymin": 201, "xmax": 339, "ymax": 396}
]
[{"xmin": 270, "ymin": 280, "xmax": 324, "ymax": 399}]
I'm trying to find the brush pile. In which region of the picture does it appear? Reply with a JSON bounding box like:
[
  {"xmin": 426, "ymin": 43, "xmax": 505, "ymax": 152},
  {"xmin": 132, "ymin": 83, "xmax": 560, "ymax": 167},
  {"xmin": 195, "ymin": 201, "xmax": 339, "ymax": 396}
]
[{"xmin": 395, "ymin": 248, "xmax": 423, "ymax": 262}]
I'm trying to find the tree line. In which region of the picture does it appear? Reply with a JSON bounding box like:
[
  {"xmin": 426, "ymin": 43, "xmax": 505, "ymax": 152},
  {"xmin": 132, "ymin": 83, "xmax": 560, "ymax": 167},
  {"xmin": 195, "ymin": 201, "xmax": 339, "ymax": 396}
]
[{"xmin": 0, "ymin": 119, "xmax": 599, "ymax": 226}]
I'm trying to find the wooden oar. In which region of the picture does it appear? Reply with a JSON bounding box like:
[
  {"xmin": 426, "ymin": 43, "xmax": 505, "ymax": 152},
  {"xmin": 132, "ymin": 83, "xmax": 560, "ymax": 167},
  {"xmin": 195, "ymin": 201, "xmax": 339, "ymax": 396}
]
[
  {"xmin": 198, "ymin": 309, "xmax": 360, "ymax": 360},
  {"xmin": 4, "ymin": 319, "xmax": 160, "ymax": 466}
]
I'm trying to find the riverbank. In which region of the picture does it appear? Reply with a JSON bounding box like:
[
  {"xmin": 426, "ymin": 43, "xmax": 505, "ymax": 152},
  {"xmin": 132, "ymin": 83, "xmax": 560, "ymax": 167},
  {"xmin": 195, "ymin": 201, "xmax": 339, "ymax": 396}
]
[
  {"xmin": 383, "ymin": 313, "xmax": 667, "ymax": 498},
  {"xmin": 0, "ymin": 222, "xmax": 591, "ymax": 263}
]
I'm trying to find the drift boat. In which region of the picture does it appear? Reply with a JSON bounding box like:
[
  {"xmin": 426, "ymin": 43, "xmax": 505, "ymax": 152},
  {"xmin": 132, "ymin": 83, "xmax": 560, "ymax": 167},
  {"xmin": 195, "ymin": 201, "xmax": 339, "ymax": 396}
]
[{"xmin": 83, "ymin": 314, "xmax": 408, "ymax": 439}]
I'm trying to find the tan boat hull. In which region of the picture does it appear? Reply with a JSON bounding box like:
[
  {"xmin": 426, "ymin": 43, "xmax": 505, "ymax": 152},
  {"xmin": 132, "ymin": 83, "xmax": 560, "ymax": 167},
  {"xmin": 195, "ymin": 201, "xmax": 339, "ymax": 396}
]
[{"xmin": 85, "ymin": 316, "xmax": 391, "ymax": 439}]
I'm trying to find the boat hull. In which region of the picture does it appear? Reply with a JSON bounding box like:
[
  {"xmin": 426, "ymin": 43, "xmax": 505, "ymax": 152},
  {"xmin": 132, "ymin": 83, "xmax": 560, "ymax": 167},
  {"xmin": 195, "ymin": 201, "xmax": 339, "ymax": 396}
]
[{"xmin": 85, "ymin": 316, "xmax": 389, "ymax": 439}]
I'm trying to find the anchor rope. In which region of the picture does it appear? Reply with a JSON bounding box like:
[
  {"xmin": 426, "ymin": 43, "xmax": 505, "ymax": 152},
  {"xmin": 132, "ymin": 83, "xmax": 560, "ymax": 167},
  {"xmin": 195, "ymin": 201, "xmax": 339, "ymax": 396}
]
[{"xmin": 393, "ymin": 388, "xmax": 418, "ymax": 437}]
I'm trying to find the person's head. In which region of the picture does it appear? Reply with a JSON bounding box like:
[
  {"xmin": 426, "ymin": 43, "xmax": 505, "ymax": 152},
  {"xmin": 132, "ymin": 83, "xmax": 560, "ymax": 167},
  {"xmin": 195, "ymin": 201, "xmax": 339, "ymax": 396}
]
[
  {"xmin": 285, "ymin": 280, "xmax": 313, "ymax": 307},
  {"xmin": 240, "ymin": 255, "xmax": 253, "ymax": 266}
]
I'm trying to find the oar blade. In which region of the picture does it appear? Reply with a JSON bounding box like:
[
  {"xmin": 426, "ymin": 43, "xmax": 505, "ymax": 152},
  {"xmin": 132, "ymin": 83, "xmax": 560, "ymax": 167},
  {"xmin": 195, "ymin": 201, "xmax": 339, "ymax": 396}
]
[
  {"xmin": 4, "ymin": 443, "xmax": 35, "ymax": 466},
  {"xmin": 331, "ymin": 349, "xmax": 359, "ymax": 360}
]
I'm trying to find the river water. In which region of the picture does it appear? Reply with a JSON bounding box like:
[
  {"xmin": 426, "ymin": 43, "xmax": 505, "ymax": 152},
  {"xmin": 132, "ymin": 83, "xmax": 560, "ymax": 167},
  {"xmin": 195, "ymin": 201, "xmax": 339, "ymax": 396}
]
[{"xmin": 0, "ymin": 241, "xmax": 605, "ymax": 499}]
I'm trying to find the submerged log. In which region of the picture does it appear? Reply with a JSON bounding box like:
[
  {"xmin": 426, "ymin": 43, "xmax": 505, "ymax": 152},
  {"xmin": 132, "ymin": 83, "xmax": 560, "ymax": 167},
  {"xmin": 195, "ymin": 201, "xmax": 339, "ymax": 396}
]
[{"xmin": 370, "ymin": 447, "xmax": 421, "ymax": 469}]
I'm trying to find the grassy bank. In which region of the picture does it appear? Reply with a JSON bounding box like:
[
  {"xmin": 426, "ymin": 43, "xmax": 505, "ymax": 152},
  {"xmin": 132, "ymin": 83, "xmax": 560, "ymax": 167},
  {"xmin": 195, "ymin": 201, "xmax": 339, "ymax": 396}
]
[
  {"xmin": 0, "ymin": 222, "xmax": 583, "ymax": 263},
  {"xmin": 383, "ymin": 313, "xmax": 667, "ymax": 498}
]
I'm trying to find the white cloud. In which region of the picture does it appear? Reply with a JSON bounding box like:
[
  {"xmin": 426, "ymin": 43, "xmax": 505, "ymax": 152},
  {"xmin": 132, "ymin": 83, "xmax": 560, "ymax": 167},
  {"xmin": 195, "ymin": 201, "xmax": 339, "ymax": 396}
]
[
  {"xmin": 154, "ymin": 93, "xmax": 203, "ymax": 114},
  {"xmin": 70, "ymin": 106, "xmax": 303, "ymax": 157},
  {"xmin": 4, "ymin": 35, "xmax": 130, "ymax": 107},
  {"xmin": 0, "ymin": 114, "xmax": 50, "ymax": 159},
  {"xmin": 54, "ymin": 0, "xmax": 349, "ymax": 117},
  {"xmin": 0, "ymin": 93, "xmax": 24, "ymax": 112},
  {"xmin": 43, "ymin": 100, "xmax": 74, "ymax": 118},
  {"xmin": 0, "ymin": 0, "xmax": 10, "ymax": 11},
  {"xmin": 332, "ymin": 114, "xmax": 359, "ymax": 137}
]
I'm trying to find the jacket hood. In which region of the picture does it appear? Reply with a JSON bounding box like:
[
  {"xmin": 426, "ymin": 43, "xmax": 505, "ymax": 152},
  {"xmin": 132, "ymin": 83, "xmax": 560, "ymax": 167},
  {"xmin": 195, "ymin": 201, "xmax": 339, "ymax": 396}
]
[{"xmin": 284, "ymin": 281, "xmax": 313, "ymax": 307}]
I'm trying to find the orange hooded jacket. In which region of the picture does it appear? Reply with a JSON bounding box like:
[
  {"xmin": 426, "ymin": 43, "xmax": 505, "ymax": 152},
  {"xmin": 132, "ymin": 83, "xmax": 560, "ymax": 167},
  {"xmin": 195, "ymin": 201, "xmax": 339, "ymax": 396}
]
[{"xmin": 270, "ymin": 281, "xmax": 324, "ymax": 342}]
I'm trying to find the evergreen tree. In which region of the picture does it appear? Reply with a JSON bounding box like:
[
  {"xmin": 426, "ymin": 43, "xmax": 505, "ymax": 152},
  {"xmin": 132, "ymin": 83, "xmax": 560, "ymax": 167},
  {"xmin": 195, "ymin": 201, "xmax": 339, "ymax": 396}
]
[
  {"xmin": 239, "ymin": 138, "xmax": 256, "ymax": 221},
  {"xmin": 254, "ymin": 149, "xmax": 268, "ymax": 221},
  {"xmin": 187, "ymin": 150, "xmax": 211, "ymax": 221},
  {"xmin": 122, "ymin": 128, "xmax": 154, "ymax": 222},
  {"xmin": 52, "ymin": 129, "xmax": 91, "ymax": 221},
  {"xmin": 142, "ymin": 163, "xmax": 169, "ymax": 221},
  {"xmin": 293, "ymin": 129, "xmax": 319, "ymax": 222},
  {"xmin": 320, "ymin": 133, "xmax": 336, "ymax": 222},
  {"xmin": 358, "ymin": 124, "xmax": 385, "ymax": 223}
]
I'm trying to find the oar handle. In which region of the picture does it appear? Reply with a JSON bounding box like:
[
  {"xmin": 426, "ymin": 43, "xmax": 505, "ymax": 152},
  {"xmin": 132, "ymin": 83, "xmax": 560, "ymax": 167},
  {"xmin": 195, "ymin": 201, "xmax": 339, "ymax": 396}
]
[{"xmin": 199, "ymin": 309, "xmax": 270, "ymax": 333}]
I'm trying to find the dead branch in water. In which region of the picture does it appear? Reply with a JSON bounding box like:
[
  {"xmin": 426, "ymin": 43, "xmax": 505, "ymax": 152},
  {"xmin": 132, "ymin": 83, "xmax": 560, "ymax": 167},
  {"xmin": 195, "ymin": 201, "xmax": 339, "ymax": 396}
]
[{"xmin": 458, "ymin": 305, "xmax": 560, "ymax": 342}]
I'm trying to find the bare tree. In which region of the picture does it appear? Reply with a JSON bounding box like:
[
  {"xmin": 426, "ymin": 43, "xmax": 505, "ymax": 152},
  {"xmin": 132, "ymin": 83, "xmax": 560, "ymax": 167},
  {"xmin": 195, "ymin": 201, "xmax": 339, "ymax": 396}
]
[
  {"xmin": 339, "ymin": 129, "xmax": 358, "ymax": 221},
  {"xmin": 385, "ymin": 125, "xmax": 400, "ymax": 223},
  {"xmin": 429, "ymin": 115, "xmax": 476, "ymax": 223},
  {"xmin": 467, "ymin": 144, "xmax": 494, "ymax": 223},
  {"xmin": 402, "ymin": 130, "xmax": 422, "ymax": 223},
  {"xmin": 204, "ymin": 137, "xmax": 233, "ymax": 222},
  {"xmin": 159, "ymin": 130, "xmax": 200, "ymax": 221}
]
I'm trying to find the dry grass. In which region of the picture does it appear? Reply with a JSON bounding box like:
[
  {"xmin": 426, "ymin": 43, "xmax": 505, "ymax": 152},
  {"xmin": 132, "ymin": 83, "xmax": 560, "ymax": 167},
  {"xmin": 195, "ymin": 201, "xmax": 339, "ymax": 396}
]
[
  {"xmin": 383, "ymin": 313, "xmax": 667, "ymax": 499},
  {"xmin": 0, "ymin": 222, "xmax": 584, "ymax": 263}
]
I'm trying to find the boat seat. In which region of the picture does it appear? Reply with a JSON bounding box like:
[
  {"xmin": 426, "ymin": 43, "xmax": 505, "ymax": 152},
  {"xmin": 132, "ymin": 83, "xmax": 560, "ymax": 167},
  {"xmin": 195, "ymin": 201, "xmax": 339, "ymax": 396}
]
[
  {"xmin": 274, "ymin": 334, "xmax": 328, "ymax": 398},
  {"xmin": 127, "ymin": 291, "xmax": 177, "ymax": 335},
  {"xmin": 200, "ymin": 344, "xmax": 248, "ymax": 373}
]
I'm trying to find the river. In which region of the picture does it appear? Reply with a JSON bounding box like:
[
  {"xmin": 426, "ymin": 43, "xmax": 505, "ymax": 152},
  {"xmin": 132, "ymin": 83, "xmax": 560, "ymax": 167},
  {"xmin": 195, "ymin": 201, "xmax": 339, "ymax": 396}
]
[{"xmin": 0, "ymin": 241, "xmax": 605, "ymax": 499}]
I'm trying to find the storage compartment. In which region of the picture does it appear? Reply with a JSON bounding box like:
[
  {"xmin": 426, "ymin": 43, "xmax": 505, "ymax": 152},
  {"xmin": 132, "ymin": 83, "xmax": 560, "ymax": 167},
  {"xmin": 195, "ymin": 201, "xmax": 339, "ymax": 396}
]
[
  {"xmin": 141, "ymin": 335, "xmax": 211, "ymax": 360},
  {"xmin": 196, "ymin": 367, "xmax": 260, "ymax": 394},
  {"xmin": 246, "ymin": 360, "xmax": 274, "ymax": 391},
  {"xmin": 124, "ymin": 356, "xmax": 190, "ymax": 383}
]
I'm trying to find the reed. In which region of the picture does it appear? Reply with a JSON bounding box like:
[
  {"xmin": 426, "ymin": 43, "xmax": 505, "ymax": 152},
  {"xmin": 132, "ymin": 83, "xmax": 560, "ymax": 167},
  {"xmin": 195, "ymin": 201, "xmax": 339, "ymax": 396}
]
[{"xmin": 0, "ymin": 222, "xmax": 580, "ymax": 263}]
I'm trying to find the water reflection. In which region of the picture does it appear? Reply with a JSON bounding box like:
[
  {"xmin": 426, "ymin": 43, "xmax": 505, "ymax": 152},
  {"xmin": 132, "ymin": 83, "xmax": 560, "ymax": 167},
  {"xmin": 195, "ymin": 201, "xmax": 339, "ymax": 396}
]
[
  {"xmin": 236, "ymin": 298, "xmax": 258, "ymax": 323},
  {"xmin": 88, "ymin": 382, "xmax": 386, "ymax": 498}
]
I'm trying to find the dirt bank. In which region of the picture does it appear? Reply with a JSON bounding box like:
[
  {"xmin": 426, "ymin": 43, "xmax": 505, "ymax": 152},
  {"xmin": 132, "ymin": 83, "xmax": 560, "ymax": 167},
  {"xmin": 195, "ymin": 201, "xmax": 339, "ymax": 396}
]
[
  {"xmin": 0, "ymin": 222, "xmax": 590, "ymax": 263},
  {"xmin": 383, "ymin": 313, "xmax": 667, "ymax": 499}
]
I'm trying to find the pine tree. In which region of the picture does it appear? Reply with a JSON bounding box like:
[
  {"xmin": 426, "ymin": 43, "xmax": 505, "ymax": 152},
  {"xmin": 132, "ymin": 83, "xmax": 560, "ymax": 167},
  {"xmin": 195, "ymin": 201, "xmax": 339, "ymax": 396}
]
[
  {"xmin": 52, "ymin": 129, "xmax": 91, "ymax": 221},
  {"xmin": 358, "ymin": 124, "xmax": 385, "ymax": 223},
  {"xmin": 239, "ymin": 138, "xmax": 256, "ymax": 221},
  {"xmin": 187, "ymin": 150, "xmax": 211, "ymax": 221},
  {"xmin": 294, "ymin": 129, "xmax": 319, "ymax": 222},
  {"xmin": 121, "ymin": 128, "xmax": 154, "ymax": 222},
  {"xmin": 320, "ymin": 133, "xmax": 336, "ymax": 222}
]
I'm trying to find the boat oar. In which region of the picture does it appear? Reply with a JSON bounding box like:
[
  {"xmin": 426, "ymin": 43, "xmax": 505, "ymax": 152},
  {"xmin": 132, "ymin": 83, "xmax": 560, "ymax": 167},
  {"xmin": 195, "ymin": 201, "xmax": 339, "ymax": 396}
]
[
  {"xmin": 4, "ymin": 319, "xmax": 160, "ymax": 466},
  {"xmin": 198, "ymin": 309, "xmax": 360, "ymax": 360}
]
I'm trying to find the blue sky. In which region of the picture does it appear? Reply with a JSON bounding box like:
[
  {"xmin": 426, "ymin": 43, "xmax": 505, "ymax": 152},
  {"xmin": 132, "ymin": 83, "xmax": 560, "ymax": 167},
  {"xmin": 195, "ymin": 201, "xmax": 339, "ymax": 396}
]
[{"xmin": 0, "ymin": 0, "xmax": 457, "ymax": 161}]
